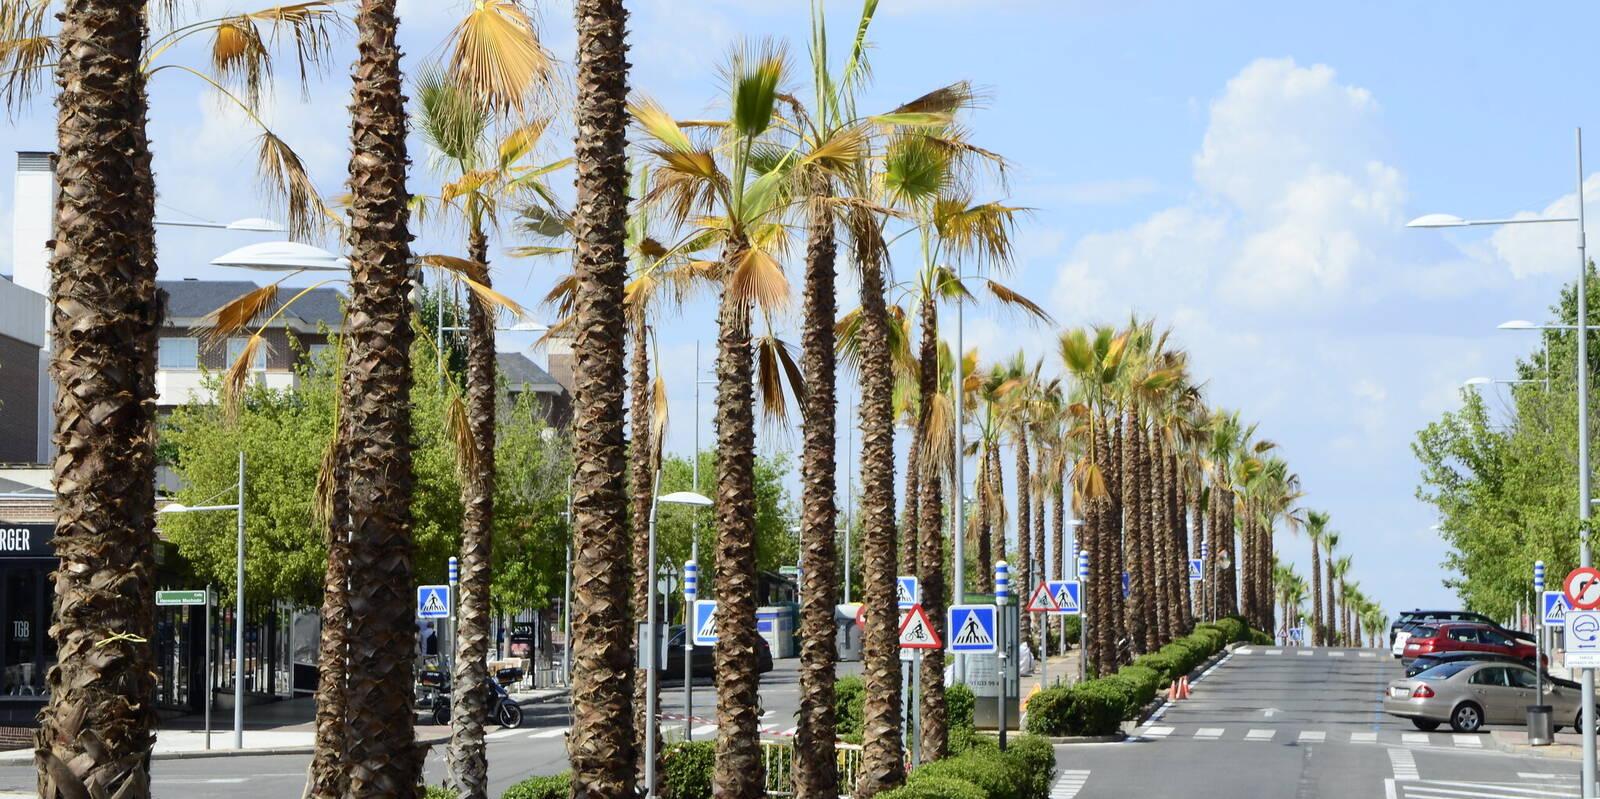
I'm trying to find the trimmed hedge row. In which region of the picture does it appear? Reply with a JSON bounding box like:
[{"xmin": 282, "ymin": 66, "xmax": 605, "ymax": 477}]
[
  {"xmin": 500, "ymin": 773, "xmax": 569, "ymax": 799},
  {"xmin": 1025, "ymin": 617, "xmax": 1256, "ymax": 737},
  {"xmin": 880, "ymin": 733, "xmax": 1057, "ymax": 799}
]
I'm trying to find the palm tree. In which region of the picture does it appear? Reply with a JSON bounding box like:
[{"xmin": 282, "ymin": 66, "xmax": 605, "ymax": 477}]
[
  {"xmin": 1322, "ymin": 530, "xmax": 1341, "ymax": 645},
  {"xmin": 1330, "ymin": 556, "xmax": 1352, "ymax": 645},
  {"xmin": 566, "ymin": 0, "xmax": 636, "ymax": 794},
  {"xmin": 1304, "ymin": 511, "xmax": 1329, "ymax": 646},
  {"xmin": 31, "ymin": 2, "xmax": 162, "ymax": 794}
]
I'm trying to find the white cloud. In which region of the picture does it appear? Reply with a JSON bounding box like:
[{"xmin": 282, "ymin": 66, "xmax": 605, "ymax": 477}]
[{"xmin": 1488, "ymin": 173, "xmax": 1600, "ymax": 279}]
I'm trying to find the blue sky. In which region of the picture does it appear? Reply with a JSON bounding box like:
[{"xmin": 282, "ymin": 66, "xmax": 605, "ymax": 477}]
[{"xmin": 6, "ymin": 0, "xmax": 1600, "ymax": 620}]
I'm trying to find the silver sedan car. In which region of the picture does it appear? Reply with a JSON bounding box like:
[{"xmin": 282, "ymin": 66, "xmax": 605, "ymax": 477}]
[{"xmin": 1382, "ymin": 660, "xmax": 1580, "ymax": 733}]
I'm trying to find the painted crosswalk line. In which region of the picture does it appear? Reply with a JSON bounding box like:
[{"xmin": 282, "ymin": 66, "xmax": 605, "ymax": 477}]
[
  {"xmin": 1360, "ymin": 652, "xmax": 1377, "ymax": 658},
  {"xmin": 1396, "ymin": 780, "xmax": 1580, "ymax": 799},
  {"xmin": 1194, "ymin": 727, "xmax": 1224, "ymax": 739},
  {"xmin": 1389, "ymin": 747, "xmax": 1419, "ymax": 781},
  {"xmin": 528, "ymin": 727, "xmax": 569, "ymax": 739},
  {"xmin": 1142, "ymin": 726, "xmax": 1174, "ymax": 738},
  {"xmin": 1050, "ymin": 770, "xmax": 1091, "ymax": 799},
  {"xmin": 1297, "ymin": 650, "xmax": 1314, "ymax": 656},
  {"xmin": 1350, "ymin": 732, "xmax": 1378, "ymax": 743},
  {"xmin": 486, "ymin": 728, "xmax": 525, "ymax": 740},
  {"xmin": 1266, "ymin": 649, "xmax": 1283, "ymax": 655},
  {"xmin": 691, "ymin": 724, "xmax": 717, "ymax": 736},
  {"xmin": 1237, "ymin": 648, "xmax": 1255, "ymax": 654},
  {"xmin": 1401, "ymin": 733, "xmax": 1430, "ymax": 745},
  {"xmin": 1297, "ymin": 731, "xmax": 1325, "ymax": 743},
  {"xmin": 1245, "ymin": 729, "xmax": 1274, "ymax": 741},
  {"xmin": 1452, "ymin": 735, "xmax": 1482, "ymax": 748},
  {"xmin": 1328, "ymin": 651, "xmax": 1346, "ymax": 657}
]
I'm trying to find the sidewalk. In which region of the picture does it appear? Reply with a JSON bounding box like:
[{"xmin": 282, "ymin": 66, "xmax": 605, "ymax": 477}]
[
  {"xmin": 1025, "ymin": 649, "xmax": 1083, "ymax": 693},
  {"xmin": 0, "ymin": 687, "xmax": 568, "ymax": 763},
  {"xmin": 1491, "ymin": 728, "xmax": 1583, "ymax": 760}
]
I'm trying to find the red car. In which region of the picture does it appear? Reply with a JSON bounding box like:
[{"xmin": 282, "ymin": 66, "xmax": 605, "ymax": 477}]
[{"xmin": 1402, "ymin": 622, "xmax": 1545, "ymax": 668}]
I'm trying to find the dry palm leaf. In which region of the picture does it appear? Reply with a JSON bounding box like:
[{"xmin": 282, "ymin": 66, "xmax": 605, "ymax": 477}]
[
  {"xmin": 194, "ymin": 283, "xmax": 280, "ymax": 347},
  {"xmin": 447, "ymin": 0, "xmax": 554, "ymax": 118}
]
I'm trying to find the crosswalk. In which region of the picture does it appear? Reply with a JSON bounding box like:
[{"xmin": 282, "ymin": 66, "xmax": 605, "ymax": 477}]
[
  {"xmin": 1391, "ymin": 778, "xmax": 1578, "ymax": 799},
  {"xmin": 1138, "ymin": 725, "xmax": 1492, "ymax": 749},
  {"xmin": 1234, "ymin": 647, "xmax": 1379, "ymax": 658},
  {"xmin": 1388, "ymin": 747, "xmax": 1418, "ymax": 780},
  {"xmin": 1049, "ymin": 769, "xmax": 1090, "ymax": 799},
  {"xmin": 495, "ymin": 723, "xmax": 803, "ymax": 742}
]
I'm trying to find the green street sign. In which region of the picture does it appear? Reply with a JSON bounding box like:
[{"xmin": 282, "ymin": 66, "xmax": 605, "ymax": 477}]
[{"xmin": 156, "ymin": 590, "xmax": 208, "ymax": 607}]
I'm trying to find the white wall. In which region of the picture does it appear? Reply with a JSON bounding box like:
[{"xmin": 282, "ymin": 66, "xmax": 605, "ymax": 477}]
[{"xmin": 9, "ymin": 153, "xmax": 54, "ymax": 297}]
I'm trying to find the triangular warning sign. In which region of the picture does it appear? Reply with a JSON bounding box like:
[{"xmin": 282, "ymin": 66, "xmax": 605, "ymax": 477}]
[
  {"xmin": 421, "ymin": 590, "xmax": 447, "ymax": 615},
  {"xmin": 952, "ymin": 612, "xmax": 994, "ymax": 648},
  {"xmin": 1053, "ymin": 583, "xmax": 1079, "ymax": 613},
  {"xmin": 1025, "ymin": 582, "xmax": 1059, "ymax": 613},
  {"xmin": 898, "ymin": 604, "xmax": 942, "ymax": 649},
  {"xmin": 696, "ymin": 607, "xmax": 716, "ymax": 640}
]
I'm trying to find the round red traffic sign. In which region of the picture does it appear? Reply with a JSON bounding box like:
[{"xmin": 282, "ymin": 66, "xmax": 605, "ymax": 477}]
[{"xmin": 1565, "ymin": 567, "xmax": 1600, "ymax": 610}]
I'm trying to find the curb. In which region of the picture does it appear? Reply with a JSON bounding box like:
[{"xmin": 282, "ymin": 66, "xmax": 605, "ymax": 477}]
[
  {"xmin": 0, "ymin": 734, "xmax": 455, "ymax": 764},
  {"xmin": 1492, "ymin": 740, "xmax": 1582, "ymax": 761},
  {"xmin": 1045, "ymin": 733, "xmax": 1124, "ymax": 745}
]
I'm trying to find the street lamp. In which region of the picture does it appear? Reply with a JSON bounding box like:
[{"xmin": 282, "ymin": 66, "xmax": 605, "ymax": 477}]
[
  {"xmin": 647, "ymin": 488, "xmax": 711, "ymax": 797},
  {"xmin": 208, "ymin": 240, "xmax": 349, "ymax": 272},
  {"xmin": 1462, "ymin": 376, "xmax": 1541, "ymax": 387},
  {"xmin": 158, "ymin": 451, "xmax": 247, "ymax": 750},
  {"xmin": 158, "ymin": 216, "xmax": 286, "ymax": 232},
  {"xmin": 1408, "ymin": 128, "xmax": 1596, "ymax": 796}
]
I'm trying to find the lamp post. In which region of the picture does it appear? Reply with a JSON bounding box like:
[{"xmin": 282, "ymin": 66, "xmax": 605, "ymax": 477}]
[
  {"xmin": 1214, "ymin": 549, "xmax": 1232, "ymax": 625},
  {"xmin": 1409, "ymin": 129, "xmax": 1593, "ymax": 794},
  {"xmin": 157, "ymin": 217, "xmax": 285, "ymax": 232},
  {"xmin": 648, "ymin": 489, "xmax": 712, "ymax": 797},
  {"xmin": 994, "ymin": 560, "xmax": 1009, "ymax": 751},
  {"xmin": 159, "ymin": 451, "xmax": 247, "ymax": 749}
]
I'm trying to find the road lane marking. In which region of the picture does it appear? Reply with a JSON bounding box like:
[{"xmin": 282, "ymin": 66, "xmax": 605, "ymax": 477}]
[
  {"xmin": 1298, "ymin": 731, "xmax": 1325, "ymax": 742},
  {"xmin": 1142, "ymin": 726, "xmax": 1174, "ymax": 737},
  {"xmin": 1409, "ymin": 781, "xmax": 1581, "ymax": 798},
  {"xmin": 1518, "ymin": 773, "xmax": 1567, "ymax": 780},
  {"xmin": 1328, "ymin": 651, "xmax": 1346, "ymax": 657},
  {"xmin": 1389, "ymin": 747, "xmax": 1418, "ymax": 781},
  {"xmin": 1266, "ymin": 649, "xmax": 1283, "ymax": 655},
  {"xmin": 528, "ymin": 727, "xmax": 569, "ymax": 739},
  {"xmin": 486, "ymin": 728, "xmax": 523, "ymax": 740},
  {"xmin": 1245, "ymin": 729, "xmax": 1274, "ymax": 741},
  {"xmin": 1401, "ymin": 733, "xmax": 1431, "ymax": 745},
  {"xmin": 691, "ymin": 724, "xmax": 717, "ymax": 736},
  {"xmin": 1360, "ymin": 652, "xmax": 1377, "ymax": 658},
  {"xmin": 1297, "ymin": 650, "xmax": 1314, "ymax": 657},
  {"xmin": 153, "ymin": 779, "xmax": 249, "ymax": 785},
  {"xmin": 1451, "ymin": 735, "xmax": 1482, "ymax": 748},
  {"xmin": 1050, "ymin": 769, "xmax": 1091, "ymax": 799},
  {"xmin": 1237, "ymin": 648, "xmax": 1255, "ymax": 654},
  {"xmin": 1351, "ymin": 732, "xmax": 1378, "ymax": 743},
  {"xmin": 1194, "ymin": 727, "xmax": 1224, "ymax": 739}
]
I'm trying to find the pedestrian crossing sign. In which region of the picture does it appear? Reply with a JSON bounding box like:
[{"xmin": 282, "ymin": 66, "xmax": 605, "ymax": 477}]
[
  {"xmin": 1545, "ymin": 590, "xmax": 1571, "ymax": 627},
  {"xmin": 898, "ymin": 604, "xmax": 942, "ymax": 649},
  {"xmin": 946, "ymin": 604, "xmax": 997, "ymax": 653},
  {"xmin": 897, "ymin": 575, "xmax": 919, "ymax": 610},
  {"xmin": 693, "ymin": 600, "xmax": 719, "ymax": 646},
  {"xmin": 1188, "ymin": 559, "xmax": 1203, "ymax": 582},
  {"xmin": 1046, "ymin": 580, "xmax": 1081, "ymax": 616},
  {"xmin": 416, "ymin": 585, "xmax": 450, "ymax": 619}
]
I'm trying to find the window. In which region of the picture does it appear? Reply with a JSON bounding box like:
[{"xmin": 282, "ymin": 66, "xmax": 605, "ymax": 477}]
[
  {"xmin": 1481, "ymin": 629, "xmax": 1511, "ymax": 647},
  {"xmin": 158, "ymin": 337, "xmax": 199, "ymax": 369},
  {"xmin": 226, "ymin": 337, "xmax": 269, "ymax": 371},
  {"xmin": 1468, "ymin": 668, "xmax": 1508, "ymax": 687},
  {"xmin": 1447, "ymin": 627, "xmax": 1479, "ymax": 643},
  {"xmin": 1509, "ymin": 669, "xmax": 1539, "ymax": 690}
]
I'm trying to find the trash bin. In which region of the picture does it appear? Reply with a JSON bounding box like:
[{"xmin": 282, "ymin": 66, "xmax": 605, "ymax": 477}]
[{"xmin": 1528, "ymin": 704, "xmax": 1554, "ymax": 746}]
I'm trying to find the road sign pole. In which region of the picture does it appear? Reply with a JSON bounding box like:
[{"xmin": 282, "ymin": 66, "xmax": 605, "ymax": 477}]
[
  {"xmin": 996, "ymin": 561, "xmax": 1009, "ymax": 752},
  {"xmin": 204, "ymin": 585, "xmax": 212, "ymax": 751},
  {"xmin": 912, "ymin": 651, "xmax": 922, "ymax": 766},
  {"xmin": 448, "ymin": 556, "xmax": 458, "ymax": 686},
  {"xmin": 234, "ymin": 451, "xmax": 245, "ymax": 750},
  {"xmin": 684, "ymin": 560, "xmax": 697, "ymax": 741},
  {"xmin": 1536, "ymin": 561, "xmax": 1547, "ymax": 718}
]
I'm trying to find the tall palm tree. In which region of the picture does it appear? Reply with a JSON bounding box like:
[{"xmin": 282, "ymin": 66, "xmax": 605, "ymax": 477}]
[
  {"xmin": 1336, "ymin": 564, "xmax": 1356, "ymax": 644},
  {"xmin": 32, "ymin": 2, "xmax": 161, "ymax": 794},
  {"xmin": 1304, "ymin": 511, "xmax": 1329, "ymax": 646},
  {"xmin": 566, "ymin": 0, "xmax": 635, "ymax": 794},
  {"xmin": 1322, "ymin": 530, "xmax": 1341, "ymax": 645}
]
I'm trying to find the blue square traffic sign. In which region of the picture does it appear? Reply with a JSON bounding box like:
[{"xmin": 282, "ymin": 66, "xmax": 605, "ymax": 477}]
[
  {"xmin": 1545, "ymin": 590, "xmax": 1571, "ymax": 627},
  {"xmin": 1188, "ymin": 559, "xmax": 1203, "ymax": 582},
  {"xmin": 693, "ymin": 600, "xmax": 719, "ymax": 646},
  {"xmin": 1045, "ymin": 580, "xmax": 1081, "ymax": 616},
  {"xmin": 417, "ymin": 585, "xmax": 450, "ymax": 619},
  {"xmin": 947, "ymin": 604, "xmax": 997, "ymax": 653},
  {"xmin": 897, "ymin": 576, "xmax": 919, "ymax": 609}
]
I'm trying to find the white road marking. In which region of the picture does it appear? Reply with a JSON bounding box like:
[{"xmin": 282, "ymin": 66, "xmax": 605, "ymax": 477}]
[
  {"xmin": 1328, "ymin": 651, "xmax": 1346, "ymax": 657},
  {"xmin": 528, "ymin": 727, "xmax": 569, "ymax": 739},
  {"xmin": 1245, "ymin": 729, "xmax": 1274, "ymax": 741},
  {"xmin": 1389, "ymin": 747, "xmax": 1419, "ymax": 781},
  {"xmin": 1237, "ymin": 648, "xmax": 1255, "ymax": 654},
  {"xmin": 1360, "ymin": 652, "xmax": 1377, "ymax": 658},
  {"xmin": 1194, "ymin": 727, "xmax": 1224, "ymax": 739},
  {"xmin": 1298, "ymin": 731, "xmax": 1326, "ymax": 742},
  {"xmin": 1518, "ymin": 773, "xmax": 1567, "ymax": 780},
  {"xmin": 1351, "ymin": 732, "xmax": 1378, "ymax": 743},
  {"xmin": 1297, "ymin": 650, "xmax": 1314, "ymax": 657},
  {"xmin": 691, "ymin": 724, "xmax": 717, "ymax": 736},
  {"xmin": 1266, "ymin": 649, "xmax": 1283, "ymax": 655},
  {"xmin": 782, "ymin": 726, "xmax": 798, "ymax": 736},
  {"xmin": 154, "ymin": 779, "xmax": 249, "ymax": 785},
  {"xmin": 1406, "ymin": 781, "xmax": 1581, "ymax": 798},
  {"xmin": 1050, "ymin": 769, "xmax": 1091, "ymax": 799},
  {"xmin": 1451, "ymin": 735, "xmax": 1482, "ymax": 748},
  {"xmin": 486, "ymin": 728, "xmax": 524, "ymax": 740},
  {"xmin": 1142, "ymin": 726, "xmax": 1174, "ymax": 738},
  {"xmin": 1401, "ymin": 733, "xmax": 1431, "ymax": 745}
]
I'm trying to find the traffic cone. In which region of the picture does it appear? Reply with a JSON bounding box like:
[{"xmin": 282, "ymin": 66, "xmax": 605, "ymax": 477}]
[
  {"xmin": 1167, "ymin": 681, "xmax": 1180, "ymax": 701},
  {"xmin": 1179, "ymin": 676, "xmax": 1192, "ymax": 699}
]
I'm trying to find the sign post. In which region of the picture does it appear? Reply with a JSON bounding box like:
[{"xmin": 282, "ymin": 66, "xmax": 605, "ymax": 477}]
[
  {"xmin": 995, "ymin": 561, "xmax": 1010, "ymax": 751},
  {"xmin": 1025, "ymin": 582, "xmax": 1059, "ymax": 690},
  {"xmin": 1077, "ymin": 552, "xmax": 1089, "ymax": 682},
  {"xmin": 683, "ymin": 560, "xmax": 698, "ymax": 741},
  {"xmin": 1536, "ymin": 561, "xmax": 1547, "ymax": 717},
  {"xmin": 447, "ymin": 556, "xmax": 458, "ymax": 679},
  {"xmin": 898, "ymin": 604, "xmax": 940, "ymax": 766}
]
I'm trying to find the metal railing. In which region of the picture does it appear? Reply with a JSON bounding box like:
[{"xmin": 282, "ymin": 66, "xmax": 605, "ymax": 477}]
[{"xmin": 757, "ymin": 740, "xmax": 862, "ymax": 798}]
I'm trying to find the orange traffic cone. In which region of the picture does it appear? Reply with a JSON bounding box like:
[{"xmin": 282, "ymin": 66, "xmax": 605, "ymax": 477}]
[{"xmin": 1179, "ymin": 676, "xmax": 1192, "ymax": 699}]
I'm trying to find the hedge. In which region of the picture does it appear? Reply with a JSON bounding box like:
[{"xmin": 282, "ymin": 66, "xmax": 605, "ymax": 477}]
[
  {"xmin": 910, "ymin": 751, "xmax": 1025, "ymax": 799},
  {"xmin": 878, "ymin": 776, "xmax": 988, "ymax": 799},
  {"xmin": 947, "ymin": 683, "xmax": 976, "ymax": 731},
  {"xmin": 1101, "ymin": 664, "xmax": 1160, "ymax": 710},
  {"xmin": 661, "ymin": 741, "xmax": 715, "ymax": 799},
  {"xmin": 835, "ymin": 675, "xmax": 866, "ymax": 736},
  {"xmin": 1023, "ymin": 679, "xmax": 1127, "ymax": 736},
  {"xmin": 422, "ymin": 787, "xmax": 458, "ymax": 799},
  {"xmin": 500, "ymin": 773, "xmax": 569, "ymax": 799},
  {"xmin": 1005, "ymin": 734, "xmax": 1057, "ymax": 799}
]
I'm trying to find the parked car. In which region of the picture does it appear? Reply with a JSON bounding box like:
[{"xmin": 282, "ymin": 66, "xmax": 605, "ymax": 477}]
[
  {"xmin": 658, "ymin": 626, "xmax": 775, "ymax": 677},
  {"xmin": 1404, "ymin": 651, "xmax": 1525, "ymax": 678},
  {"xmin": 1383, "ymin": 661, "xmax": 1579, "ymax": 733},
  {"xmin": 1390, "ymin": 609, "xmax": 1532, "ymax": 647},
  {"xmin": 1401, "ymin": 622, "xmax": 1545, "ymax": 668},
  {"xmin": 1390, "ymin": 621, "xmax": 1428, "ymax": 659}
]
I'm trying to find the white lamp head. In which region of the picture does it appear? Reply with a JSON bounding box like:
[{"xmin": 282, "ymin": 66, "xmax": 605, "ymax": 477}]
[
  {"xmin": 224, "ymin": 217, "xmax": 287, "ymax": 233},
  {"xmin": 1406, "ymin": 213, "xmax": 1469, "ymax": 228},
  {"xmin": 1497, "ymin": 320, "xmax": 1539, "ymax": 330},
  {"xmin": 660, "ymin": 491, "xmax": 713, "ymax": 507},
  {"xmin": 157, "ymin": 502, "xmax": 189, "ymax": 514},
  {"xmin": 211, "ymin": 241, "xmax": 349, "ymax": 272},
  {"xmin": 1462, "ymin": 377, "xmax": 1493, "ymax": 387}
]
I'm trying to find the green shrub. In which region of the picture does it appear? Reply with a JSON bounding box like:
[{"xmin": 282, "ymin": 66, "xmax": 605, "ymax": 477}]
[
  {"xmin": 661, "ymin": 741, "xmax": 715, "ymax": 799},
  {"xmin": 500, "ymin": 773, "xmax": 569, "ymax": 799},
  {"xmin": 1249, "ymin": 629, "xmax": 1272, "ymax": 645},
  {"xmin": 911, "ymin": 752, "xmax": 1024, "ymax": 799},
  {"xmin": 880, "ymin": 776, "xmax": 988, "ymax": 799},
  {"xmin": 1102, "ymin": 664, "xmax": 1161, "ymax": 713},
  {"xmin": 948, "ymin": 724, "xmax": 995, "ymax": 754},
  {"xmin": 835, "ymin": 676, "xmax": 866, "ymax": 736},
  {"xmin": 1004, "ymin": 734, "xmax": 1057, "ymax": 799},
  {"xmin": 1023, "ymin": 680, "xmax": 1127, "ymax": 736},
  {"xmin": 1023, "ymin": 685, "xmax": 1071, "ymax": 735},
  {"xmin": 1132, "ymin": 651, "xmax": 1182, "ymax": 685},
  {"xmin": 1202, "ymin": 617, "xmax": 1248, "ymax": 643},
  {"xmin": 422, "ymin": 787, "xmax": 458, "ymax": 799},
  {"xmin": 946, "ymin": 683, "xmax": 976, "ymax": 731}
]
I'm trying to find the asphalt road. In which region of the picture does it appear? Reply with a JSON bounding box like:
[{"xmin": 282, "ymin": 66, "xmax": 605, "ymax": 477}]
[
  {"xmin": 0, "ymin": 657, "xmax": 852, "ymax": 798},
  {"xmin": 1051, "ymin": 645, "xmax": 1583, "ymax": 799}
]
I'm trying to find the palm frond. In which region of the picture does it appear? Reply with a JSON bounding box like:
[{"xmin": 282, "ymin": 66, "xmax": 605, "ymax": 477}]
[
  {"xmin": 0, "ymin": 1, "xmax": 56, "ymax": 109},
  {"xmin": 211, "ymin": 2, "xmax": 342, "ymax": 108},
  {"xmin": 724, "ymin": 37, "xmax": 789, "ymax": 139},
  {"xmin": 221, "ymin": 332, "xmax": 270, "ymax": 416},
  {"xmin": 257, "ymin": 129, "xmax": 337, "ymax": 239},
  {"xmin": 419, "ymin": 254, "xmax": 527, "ymax": 320},
  {"xmin": 726, "ymin": 246, "xmax": 790, "ymax": 315},
  {"xmin": 194, "ymin": 282, "xmax": 280, "ymax": 347},
  {"xmin": 446, "ymin": 0, "xmax": 555, "ymax": 118}
]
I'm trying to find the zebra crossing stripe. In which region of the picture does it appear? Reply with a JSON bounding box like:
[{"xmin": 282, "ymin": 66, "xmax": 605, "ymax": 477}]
[
  {"xmin": 1360, "ymin": 652, "xmax": 1377, "ymax": 658},
  {"xmin": 1298, "ymin": 731, "xmax": 1325, "ymax": 742},
  {"xmin": 1297, "ymin": 650, "xmax": 1314, "ymax": 657},
  {"xmin": 691, "ymin": 724, "xmax": 717, "ymax": 736},
  {"xmin": 1266, "ymin": 649, "xmax": 1283, "ymax": 655},
  {"xmin": 1194, "ymin": 728, "xmax": 1224, "ymax": 739},
  {"xmin": 1143, "ymin": 726, "xmax": 1174, "ymax": 738},
  {"xmin": 1050, "ymin": 770, "xmax": 1091, "ymax": 799},
  {"xmin": 1245, "ymin": 729, "xmax": 1274, "ymax": 741},
  {"xmin": 1401, "ymin": 733, "xmax": 1430, "ymax": 745},
  {"xmin": 1389, "ymin": 747, "xmax": 1419, "ymax": 781},
  {"xmin": 1452, "ymin": 735, "xmax": 1482, "ymax": 748},
  {"xmin": 486, "ymin": 728, "xmax": 524, "ymax": 740},
  {"xmin": 1412, "ymin": 780, "xmax": 1581, "ymax": 798},
  {"xmin": 1328, "ymin": 651, "xmax": 1346, "ymax": 657},
  {"xmin": 1351, "ymin": 732, "xmax": 1378, "ymax": 743}
]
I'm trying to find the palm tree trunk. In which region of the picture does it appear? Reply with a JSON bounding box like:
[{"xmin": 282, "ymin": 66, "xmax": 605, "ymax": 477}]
[
  {"xmin": 628, "ymin": 311, "xmax": 654, "ymax": 792},
  {"xmin": 794, "ymin": 181, "xmax": 840, "ymax": 799},
  {"xmin": 1310, "ymin": 546, "xmax": 1322, "ymax": 646},
  {"xmin": 1092, "ymin": 416, "xmax": 1117, "ymax": 673},
  {"xmin": 974, "ymin": 454, "xmax": 992, "ymax": 594},
  {"xmin": 1032, "ymin": 444, "xmax": 1047, "ymax": 648},
  {"xmin": 1051, "ymin": 455, "xmax": 1066, "ymax": 655},
  {"xmin": 902, "ymin": 430, "xmax": 921, "ymax": 576},
  {"xmin": 1324, "ymin": 549, "xmax": 1336, "ymax": 645},
  {"xmin": 1220, "ymin": 491, "xmax": 1238, "ymax": 617},
  {"xmin": 309, "ymin": 432, "xmax": 351, "ymax": 799},
  {"xmin": 1016, "ymin": 430, "xmax": 1032, "ymax": 650},
  {"xmin": 1122, "ymin": 411, "xmax": 1148, "ymax": 655},
  {"xmin": 447, "ymin": 232, "xmax": 498, "ymax": 799},
  {"xmin": 1191, "ymin": 479, "xmax": 1205, "ymax": 621},
  {"xmin": 1171, "ymin": 457, "xmax": 1191, "ymax": 634},
  {"xmin": 914, "ymin": 292, "xmax": 947, "ymax": 761},
  {"xmin": 712, "ymin": 239, "xmax": 765, "ymax": 799},
  {"xmin": 341, "ymin": 2, "xmax": 423, "ymax": 793},
  {"xmin": 567, "ymin": 1, "xmax": 636, "ymax": 793},
  {"xmin": 36, "ymin": 3, "xmax": 162, "ymax": 796},
  {"xmin": 855, "ymin": 228, "xmax": 904, "ymax": 798}
]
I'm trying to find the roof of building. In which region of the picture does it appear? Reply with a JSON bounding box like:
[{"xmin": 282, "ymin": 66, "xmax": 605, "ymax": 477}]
[
  {"xmin": 496, "ymin": 352, "xmax": 564, "ymax": 394},
  {"xmin": 158, "ymin": 279, "xmax": 344, "ymax": 332}
]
